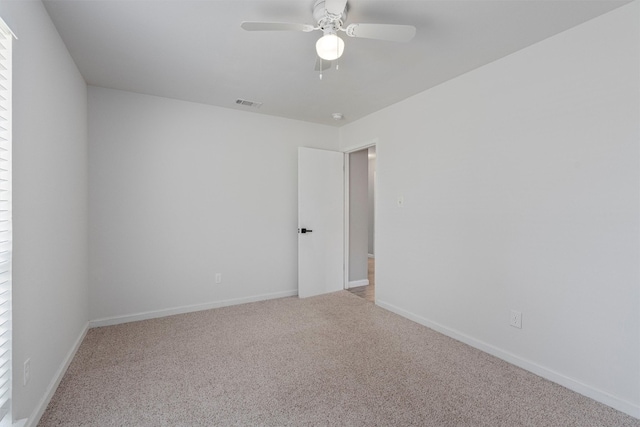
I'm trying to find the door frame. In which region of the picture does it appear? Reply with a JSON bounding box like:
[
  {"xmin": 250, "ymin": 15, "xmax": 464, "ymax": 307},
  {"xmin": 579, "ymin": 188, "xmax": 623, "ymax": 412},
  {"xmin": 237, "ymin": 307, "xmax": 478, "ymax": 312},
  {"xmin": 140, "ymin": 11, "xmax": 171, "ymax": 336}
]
[{"xmin": 343, "ymin": 139, "xmax": 378, "ymax": 290}]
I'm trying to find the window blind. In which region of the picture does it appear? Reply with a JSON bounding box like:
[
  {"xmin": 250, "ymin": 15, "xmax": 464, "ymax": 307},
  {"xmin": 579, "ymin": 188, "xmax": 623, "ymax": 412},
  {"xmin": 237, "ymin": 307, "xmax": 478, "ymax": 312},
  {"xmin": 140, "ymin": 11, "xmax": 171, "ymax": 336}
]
[{"xmin": 0, "ymin": 17, "xmax": 13, "ymax": 427}]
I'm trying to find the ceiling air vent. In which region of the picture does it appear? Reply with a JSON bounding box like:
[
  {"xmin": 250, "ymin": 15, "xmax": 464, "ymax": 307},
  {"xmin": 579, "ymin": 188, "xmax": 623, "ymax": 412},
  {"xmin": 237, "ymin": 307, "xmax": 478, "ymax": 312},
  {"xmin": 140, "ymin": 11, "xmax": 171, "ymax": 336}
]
[{"xmin": 235, "ymin": 98, "xmax": 263, "ymax": 108}]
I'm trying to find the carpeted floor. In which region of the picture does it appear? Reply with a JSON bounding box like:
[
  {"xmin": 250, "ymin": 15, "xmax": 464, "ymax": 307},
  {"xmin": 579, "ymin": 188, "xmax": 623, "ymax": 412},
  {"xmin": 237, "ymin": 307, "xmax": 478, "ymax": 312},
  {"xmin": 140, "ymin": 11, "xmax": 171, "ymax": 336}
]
[{"xmin": 39, "ymin": 291, "xmax": 639, "ymax": 426}]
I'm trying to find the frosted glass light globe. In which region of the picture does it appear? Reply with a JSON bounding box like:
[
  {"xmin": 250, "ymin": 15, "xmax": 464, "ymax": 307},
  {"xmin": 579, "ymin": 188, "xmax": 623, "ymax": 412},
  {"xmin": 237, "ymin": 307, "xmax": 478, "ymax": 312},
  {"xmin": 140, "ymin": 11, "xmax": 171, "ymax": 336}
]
[{"xmin": 316, "ymin": 34, "xmax": 345, "ymax": 61}]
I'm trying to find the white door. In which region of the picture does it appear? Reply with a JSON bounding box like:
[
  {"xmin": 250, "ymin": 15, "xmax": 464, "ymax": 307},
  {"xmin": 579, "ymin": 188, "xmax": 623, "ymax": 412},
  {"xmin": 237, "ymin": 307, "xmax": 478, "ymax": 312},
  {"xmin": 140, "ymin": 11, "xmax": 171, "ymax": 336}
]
[{"xmin": 298, "ymin": 147, "xmax": 344, "ymax": 298}]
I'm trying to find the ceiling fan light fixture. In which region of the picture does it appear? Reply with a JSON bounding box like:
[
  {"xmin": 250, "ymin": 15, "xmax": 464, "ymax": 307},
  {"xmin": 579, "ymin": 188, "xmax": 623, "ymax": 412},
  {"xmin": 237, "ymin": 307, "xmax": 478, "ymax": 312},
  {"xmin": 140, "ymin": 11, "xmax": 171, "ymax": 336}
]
[{"xmin": 316, "ymin": 33, "xmax": 344, "ymax": 61}]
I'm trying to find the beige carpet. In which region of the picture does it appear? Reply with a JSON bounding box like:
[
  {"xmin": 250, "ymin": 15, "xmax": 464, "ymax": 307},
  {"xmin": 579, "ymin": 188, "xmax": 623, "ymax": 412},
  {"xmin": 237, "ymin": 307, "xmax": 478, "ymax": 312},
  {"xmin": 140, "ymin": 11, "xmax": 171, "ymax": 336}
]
[{"xmin": 39, "ymin": 291, "xmax": 639, "ymax": 426}]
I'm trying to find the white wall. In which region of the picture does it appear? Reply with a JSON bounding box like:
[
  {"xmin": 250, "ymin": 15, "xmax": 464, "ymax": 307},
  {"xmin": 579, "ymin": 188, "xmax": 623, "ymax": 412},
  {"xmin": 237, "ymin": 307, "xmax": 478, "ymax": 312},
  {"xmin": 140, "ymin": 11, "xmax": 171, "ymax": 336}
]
[
  {"xmin": 348, "ymin": 149, "xmax": 368, "ymax": 284},
  {"xmin": 340, "ymin": 2, "xmax": 639, "ymax": 417},
  {"xmin": 0, "ymin": 0, "xmax": 89, "ymax": 422},
  {"xmin": 89, "ymin": 87, "xmax": 339, "ymax": 323}
]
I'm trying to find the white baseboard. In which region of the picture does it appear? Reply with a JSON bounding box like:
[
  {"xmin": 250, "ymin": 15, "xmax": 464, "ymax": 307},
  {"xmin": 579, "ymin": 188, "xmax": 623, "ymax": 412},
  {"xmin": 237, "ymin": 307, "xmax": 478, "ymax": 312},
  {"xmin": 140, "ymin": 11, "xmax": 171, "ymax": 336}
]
[
  {"xmin": 376, "ymin": 299, "xmax": 640, "ymax": 420},
  {"xmin": 348, "ymin": 279, "xmax": 369, "ymax": 289},
  {"xmin": 89, "ymin": 290, "xmax": 298, "ymax": 328},
  {"xmin": 24, "ymin": 323, "xmax": 89, "ymax": 427}
]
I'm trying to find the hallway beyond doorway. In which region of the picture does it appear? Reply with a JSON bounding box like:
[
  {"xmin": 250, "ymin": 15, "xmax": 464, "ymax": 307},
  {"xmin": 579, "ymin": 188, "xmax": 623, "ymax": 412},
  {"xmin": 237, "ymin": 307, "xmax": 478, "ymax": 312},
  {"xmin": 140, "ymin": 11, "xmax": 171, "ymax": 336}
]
[{"xmin": 347, "ymin": 258, "xmax": 375, "ymax": 302}]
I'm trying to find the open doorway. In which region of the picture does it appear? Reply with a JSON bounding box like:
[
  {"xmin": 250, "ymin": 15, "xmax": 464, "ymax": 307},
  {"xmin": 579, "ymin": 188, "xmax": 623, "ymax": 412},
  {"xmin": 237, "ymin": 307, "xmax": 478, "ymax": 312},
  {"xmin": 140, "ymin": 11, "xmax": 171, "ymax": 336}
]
[{"xmin": 347, "ymin": 146, "xmax": 376, "ymax": 302}]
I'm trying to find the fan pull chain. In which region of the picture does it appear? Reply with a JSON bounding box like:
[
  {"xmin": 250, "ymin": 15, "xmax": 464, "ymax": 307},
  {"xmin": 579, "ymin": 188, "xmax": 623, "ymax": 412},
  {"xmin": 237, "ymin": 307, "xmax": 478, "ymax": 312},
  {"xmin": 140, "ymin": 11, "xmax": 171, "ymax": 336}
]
[
  {"xmin": 319, "ymin": 57, "xmax": 323, "ymax": 80},
  {"xmin": 335, "ymin": 35, "xmax": 340, "ymax": 71}
]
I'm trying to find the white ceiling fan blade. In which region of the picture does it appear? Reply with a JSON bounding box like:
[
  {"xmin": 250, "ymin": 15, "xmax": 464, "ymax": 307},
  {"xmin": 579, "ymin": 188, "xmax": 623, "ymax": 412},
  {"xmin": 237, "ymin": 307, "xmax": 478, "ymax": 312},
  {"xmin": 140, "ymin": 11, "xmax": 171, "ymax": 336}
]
[
  {"xmin": 324, "ymin": 0, "xmax": 348, "ymax": 16},
  {"xmin": 345, "ymin": 23, "xmax": 416, "ymax": 42},
  {"xmin": 241, "ymin": 22, "xmax": 315, "ymax": 32},
  {"xmin": 314, "ymin": 56, "xmax": 332, "ymax": 72}
]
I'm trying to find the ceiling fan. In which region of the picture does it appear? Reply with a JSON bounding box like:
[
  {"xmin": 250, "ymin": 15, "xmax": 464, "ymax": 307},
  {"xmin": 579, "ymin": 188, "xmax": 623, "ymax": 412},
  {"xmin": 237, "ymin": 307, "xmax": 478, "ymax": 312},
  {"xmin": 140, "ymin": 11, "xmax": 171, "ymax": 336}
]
[{"xmin": 241, "ymin": 0, "xmax": 416, "ymax": 71}]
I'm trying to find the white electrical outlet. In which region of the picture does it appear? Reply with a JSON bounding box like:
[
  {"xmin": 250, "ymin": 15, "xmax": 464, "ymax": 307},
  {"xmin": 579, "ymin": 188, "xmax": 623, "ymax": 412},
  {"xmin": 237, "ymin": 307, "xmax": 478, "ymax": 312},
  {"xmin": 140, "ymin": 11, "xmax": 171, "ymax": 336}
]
[
  {"xmin": 23, "ymin": 358, "xmax": 31, "ymax": 386},
  {"xmin": 215, "ymin": 273, "xmax": 222, "ymax": 284},
  {"xmin": 510, "ymin": 310, "xmax": 522, "ymax": 329}
]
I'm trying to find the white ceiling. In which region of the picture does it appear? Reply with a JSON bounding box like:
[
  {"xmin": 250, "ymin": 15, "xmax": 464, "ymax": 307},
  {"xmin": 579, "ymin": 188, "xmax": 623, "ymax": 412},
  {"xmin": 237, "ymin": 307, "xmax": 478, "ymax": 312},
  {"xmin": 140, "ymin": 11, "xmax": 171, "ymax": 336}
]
[{"xmin": 43, "ymin": 0, "xmax": 629, "ymax": 127}]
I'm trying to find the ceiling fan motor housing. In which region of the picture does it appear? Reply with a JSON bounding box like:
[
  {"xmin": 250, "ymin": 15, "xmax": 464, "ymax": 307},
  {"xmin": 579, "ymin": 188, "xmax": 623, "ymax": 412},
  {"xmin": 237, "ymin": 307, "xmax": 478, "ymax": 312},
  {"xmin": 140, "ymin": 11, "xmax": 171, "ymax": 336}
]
[{"xmin": 313, "ymin": 0, "xmax": 348, "ymax": 31}]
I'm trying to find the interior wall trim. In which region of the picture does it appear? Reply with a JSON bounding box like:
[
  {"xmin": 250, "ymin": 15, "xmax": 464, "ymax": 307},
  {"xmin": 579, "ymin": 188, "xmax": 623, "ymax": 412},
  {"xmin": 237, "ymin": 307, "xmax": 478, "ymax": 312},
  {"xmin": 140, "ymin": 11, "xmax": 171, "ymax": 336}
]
[
  {"xmin": 23, "ymin": 323, "xmax": 90, "ymax": 427},
  {"xmin": 89, "ymin": 290, "xmax": 298, "ymax": 328}
]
